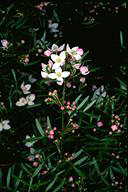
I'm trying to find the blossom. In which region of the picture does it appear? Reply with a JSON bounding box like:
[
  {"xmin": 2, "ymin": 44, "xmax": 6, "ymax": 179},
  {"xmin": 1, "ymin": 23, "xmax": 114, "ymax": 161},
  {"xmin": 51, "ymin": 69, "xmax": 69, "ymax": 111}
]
[
  {"xmin": 25, "ymin": 135, "xmax": 37, "ymax": 147},
  {"xmin": 41, "ymin": 60, "xmax": 53, "ymax": 78},
  {"xmin": 66, "ymin": 44, "xmax": 84, "ymax": 60},
  {"xmin": 26, "ymin": 94, "xmax": 36, "ymax": 105},
  {"xmin": 44, "ymin": 50, "xmax": 52, "ymax": 57},
  {"xmin": 1, "ymin": 39, "xmax": 9, "ymax": 48},
  {"xmin": 21, "ymin": 82, "xmax": 31, "ymax": 94},
  {"xmin": 0, "ymin": 120, "xmax": 11, "ymax": 132},
  {"xmin": 48, "ymin": 20, "xmax": 59, "ymax": 33},
  {"xmin": 48, "ymin": 67, "xmax": 70, "ymax": 85},
  {"xmin": 111, "ymin": 125, "xmax": 118, "ymax": 131},
  {"xmin": 51, "ymin": 51, "xmax": 66, "ymax": 70},
  {"xmin": 50, "ymin": 44, "xmax": 65, "ymax": 52},
  {"xmin": 16, "ymin": 97, "xmax": 28, "ymax": 106},
  {"xmin": 80, "ymin": 66, "xmax": 90, "ymax": 75},
  {"xmin": 97, "ymin": 121, "xmax": 103, "ymax": 127},
  {"xmin": 80, "ymin": 77, "xmax": 86, "ymax": 83}
]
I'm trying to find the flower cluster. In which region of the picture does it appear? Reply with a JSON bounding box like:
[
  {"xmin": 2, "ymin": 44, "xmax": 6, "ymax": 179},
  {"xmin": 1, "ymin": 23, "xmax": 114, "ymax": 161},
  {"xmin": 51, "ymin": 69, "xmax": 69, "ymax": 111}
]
[
  {"xmin": 16, "ymin": 82, "xmax": 36, "ymax": 106},
  {"xmin": 60, "ymin": 100, "xmax": 76, "ymax": 112},
  {"xmin": 109, "ymin": 114, "xmax": 122, "ymax": 134},
  {"xmin": 41, "ymin": 44, "xmax": 89, "ymax": 85}
]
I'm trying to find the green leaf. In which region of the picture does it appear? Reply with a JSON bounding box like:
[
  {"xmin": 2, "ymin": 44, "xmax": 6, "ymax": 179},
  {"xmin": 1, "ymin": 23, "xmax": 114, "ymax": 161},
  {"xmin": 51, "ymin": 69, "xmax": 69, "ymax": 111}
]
[
  {"xmin": 35, "ymin": 118, "xmax": 45, "ymax": 137},
  {"xmin": 77, "ymin": 96, "xmax": 89, "ymax": 110},
  {"xmin": 32, "ymin": 164, "xmax": 43, "ymax": 178},
  {"xmin": 0, "ymin": 168, "xmax": 2, "ymax": 187},
  {"xmin": 75, "ymin": 94, "xmax": 82, "ymax": 104},
  {"xmin": 74, "ymin": 156, "xmax": 88, "ymax": 166},
  {"xmin": 72, "ymin": 165, "xmax": 85, "ymax": 177},
  {"xmin": 83, "ymin": 100, "xmax": 96, "ymax": 112},
  {"xmin": 53, "ymin": 177, "xmax": 66, "ymax": 192},
  {"xmin": 93, "ymin": 158, "xmax": 100, "ymax": 176},
  {"xmin": 6, "ymin": 167, "xmax": 12, "ymax": 189},
  {"xmin": 14, "ymin": 170, "xmax": 23, "ymax": 190},
  {"xmin": 45, "ymin": 175, "xmax": 58, "ymax": 192},
  {"xmin": 74, "ymin": 149, "xmax": 83, "ymax": 159},
  {"xmin": 116, "ymin": 77, "xmax": 127, "ymax": 91},
  {"xmin": 47, "ymin": 116, "xmax": 52, "ymax": 130},
  {"xmin": 28, "ymin": 177, "xmax": 33, "ymax": 192},
  {"xmin": 11, "ymin": 69, "xmax": 17, "ymax": 83}
]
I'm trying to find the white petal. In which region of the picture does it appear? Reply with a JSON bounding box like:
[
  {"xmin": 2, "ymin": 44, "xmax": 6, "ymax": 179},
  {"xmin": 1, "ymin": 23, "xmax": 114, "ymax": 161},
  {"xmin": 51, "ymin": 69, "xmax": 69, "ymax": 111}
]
[
  {"xmin": 41, "ymin": 71, "xmax": 48, "ymax": 78},
  {"xmin": 4, "ymin": 124, "xmax": 11, "ymax": 130},
  {"xmin": 28, "ymin": 101, "xmax": 34, "ymax": 105},
  {"xmin": 57, "ymin": 81, "xmax": 63, "ymax": 85},
  {"xmin": 2, "ymin": 120, "xmax": 10, "ymax": 124},
  {"xmin": 51, "ymin": 44, "xmax": 58, "ymax": 51},
  {"xmin": 20, "ymin": 81, "xmax": 25, "ymax": 89},
  {"xmin": 52, "ymin": 63, "xmax": 60, "ymax": 70},
  {"xmin": 51, "ymin": 54, "xmax": 58, "ymax": 62},
  {"xmin": 66, "ymin": 44, "xmax": 70, "ymax": 52},
  {"xmin": 58, "ymin": 44, "xmax": 65, "ymax": 51},
  {"xmin": 60, "ymin": 51, "xmax": 66, "ymax": 59},
  {"xmin": 74, "ymin": 54, "xmax": 81, "ymax": 60},
  {"xmin": 25, "ymin": 84, "xmax": 31, "ymax": 90},
  {"xmin": 57, "ymin": 77, "xmax": 63, "ymax": 82},
  {"xmin": 62, "ymin": 71, "xmax": 70, "ymax": 78},
  {"xmin": 0, "ymin": 123, "xmax": 3, "ymax": 132},
  {"xmin": 55, "ymin": 67, "xmax": 62, "ymax": 73},
  {"xmin": 72, "ymin": 46, "xmax": 79, "ymax": 51},
  {"xmin": 48, "ymin": 73, "xmax": 57, "ymax": 79}
]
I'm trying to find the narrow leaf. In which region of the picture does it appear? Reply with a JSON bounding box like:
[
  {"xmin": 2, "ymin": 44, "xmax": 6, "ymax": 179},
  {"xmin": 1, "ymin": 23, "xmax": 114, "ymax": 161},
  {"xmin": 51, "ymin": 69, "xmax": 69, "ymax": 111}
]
[
  {"xmin": 83, "ymin": 100, "xmax": 96, "ymax": 112},
  {"xmin": 77, "ymin": 96, "xmax": 89, "ymax": 110},
  {"xmin": 35, "ymin": 118, "xmax": 45, "ymax": 137}
]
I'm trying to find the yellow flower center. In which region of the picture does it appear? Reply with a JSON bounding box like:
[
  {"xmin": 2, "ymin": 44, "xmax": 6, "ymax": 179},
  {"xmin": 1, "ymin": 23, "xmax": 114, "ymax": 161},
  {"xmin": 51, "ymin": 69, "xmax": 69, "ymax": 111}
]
[
  {"xmin": 56, "ymin": 72, "xmax": 62, "ymax": 77},
  {"xmin": 56, "ymin": 57, "xmax": 61, "ymax": 63}
]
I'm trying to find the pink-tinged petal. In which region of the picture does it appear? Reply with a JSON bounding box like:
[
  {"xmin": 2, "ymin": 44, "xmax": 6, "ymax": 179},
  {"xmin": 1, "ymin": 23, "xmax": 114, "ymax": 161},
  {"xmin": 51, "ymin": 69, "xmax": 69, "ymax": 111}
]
[
  {"xmin": 20, "ymin": 81, "xmax": 25, "ymax": 89},
  {"xmin": 50, "ymin": 130, "xmax": 54, "ymax": 135},
  {"xmin": 51, "ymin": 54, "xmax": 58, "ymax": 62},
  {"xmin": 62, "ymin": 71, "xmax": 70, "ymax": 78},
  {"xmin": 72, "ymin": 46, "xmax": 79, "ymax": 51},
  {"xmin": 48, "ymin": 73, "xmax": 57, "ymax": 79},
  {"xmin": 60, "ymin": 51, "xmax": 66, "ymax": 59},
  {"xmin": 74, "ymin": 54, "xmax": 81, "ymax": 60},
  {"xmin": 73, "ymin": 64, "xmax": 80, "ymax": 69},
  {"xmin": 58, "ymin": 44, "xmax": 65, "ymax": 51},
  {"xmin": 77, "ymin": 48, "xmax": 84, "ymax": 55},
  {"xmin": 44, "ymin": 50, "xmax": 52, "ymax": 57},
  {"xmin": 55, "ymin": 67, "xmax": 62, "ymax": 73},
  {"xmin": 51, "ymin": 44, "xmax": 58, "ymax": 51},
  {"xmin": 60, "ymin": 61, "xmax": 65, "ymax": 66},
  {"xmin": 80, "ymin": 66, "xmax": 90, "ymax": 75},
  {"xmin": 41, "ymin": 71, "xmax": 48, "ymax": 78},
  {"xmin": 41, "ymin": 63, "xmax": 47, "ymax": 71},
  {"xmin": 48, "ymin": 60, "xmax": 53, "ymax": 67},
  {"xmin": 66, "ymin": 44, "xmax": 71, "ymax": 52},
  {"xmin": 52, "ymin": 63, "xmax": 60, "ymax": 70}
]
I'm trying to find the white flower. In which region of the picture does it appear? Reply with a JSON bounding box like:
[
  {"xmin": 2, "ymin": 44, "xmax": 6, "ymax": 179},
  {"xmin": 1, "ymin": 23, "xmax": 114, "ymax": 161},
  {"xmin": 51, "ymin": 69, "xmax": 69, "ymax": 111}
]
[
  {"xmin": 26, "ymin": 94, "xmax": 36, "ymax": 105},
  {"xmin": 48, "ymin": 67, "xmax": 70, "ymax": 85},
  {"xmin": 21, "ymin": 82, "xmax": 31, "ymax": 94},
  {"xmin": 1, "ymin": 39, "xmax": 9, "ymax": 48},
  {"xmin": 25, "ymin": 135, "xmax": 36, "ymax": 147},
  {"xmin": 0, "ymin": 120, "xmax": 11, "ymax": 132},
  {"xmin": 51, "ymin": 44, "xmax": 65, "ymax": 52},
  {"xmin": 66, "ymin": 44, "xmax": 84, "ymax": 60},
  {"xmin": 16, "ymin": 97, "xmax": 28, "ymax": 106},
  {"xmin": 48, "ymin": 20, "xmax": 59, "ymax": 33},
  {"xmin": 51, "ymin": 51, "xmax": 66, "ymax": 70},
  {"xmin": 41, "ymin": 60, "xmax": 53, "ymax": 78}
]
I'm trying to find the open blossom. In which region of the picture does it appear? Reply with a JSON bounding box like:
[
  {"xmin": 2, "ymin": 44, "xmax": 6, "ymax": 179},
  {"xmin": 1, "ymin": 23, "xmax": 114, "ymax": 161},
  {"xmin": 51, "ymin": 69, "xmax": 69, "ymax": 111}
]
[
  {"xmin": 21, "ymin": 82, "xmax": 31, "ymax": 94},
  {"xmin": 48, "ymin": 20, "xmax": 59, "ymax": 33},
  {"xmin": 51, "ymin": 51, "xmax": 66, "ymax": 70},
  {"xmin": 25, "ymin": 135, "xmax": 36, "ymax": 147},
  {"xmin": 26, "ymin": 94, "xmax": 36, "ymax": 105},
  {"xmin": 111, "ymin": 125, "xmax": 118, "ymax": 131},
  {"xmin": 41, "ymin": 60, "xmax": 53, "ymax": 78},
  {"xmin": 1, "ymin": 39, "xmax": 9, "ymax": 48},
  {"xmin": 48, "ymin": 67, "xmax": 70, "ymax": 85},
  {"xmin": 0, "ymin": 120, "xmax": 11, "ymax": 132},
  {"xmin": 16, "ymin": 97, "xmax": 28, "ymax": 106},
  {"xmin": 44, "ymin": 50, "xmax": 52, "ymax": 57},
  {"xmin": 80, "ymin": 66, "xmax": 90, "ymax": 75},
  {"xmin": 97, "ymin": 121, "xmax": 103, "ymax": 127},
  {"xmin": 66, "ymin": 44, "xmax": 84, "ymax": 60}
]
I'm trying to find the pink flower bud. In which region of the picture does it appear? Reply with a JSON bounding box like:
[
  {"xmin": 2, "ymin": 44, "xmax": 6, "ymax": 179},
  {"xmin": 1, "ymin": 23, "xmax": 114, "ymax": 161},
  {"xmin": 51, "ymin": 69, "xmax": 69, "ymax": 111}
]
[
  {"xmin": 80, "ymin": 77, "xmax": 86, "ymax": 83},
  {"xmin": 50, "ymin": 130, "xmax": 54, "ymax": 135},
  {"xmin": 49, "ymin": 135, "xmax": 54, "ymax": 139},
  {"xmin": 80, "ymin": 66, "xmax": 90, "ymax": 75},
  {"xmin": 33, "ymin": 161, "xmax": 38, "ymax": 167},
  {"xmin": 44, "ymin": 50, "xmax": 52, "ymax": 57},
  {"xmin": 111, "ymin": 125, "xmax": 118, "ymax": 131},
  {"xmin": 60, "ymin": 106, "xmax": 65, "ymax": 110},
  {"xmin": 53, "ymin": 127, "xmax": 57, "ymax": 131},
  {"xmin": 1, "ymin": 39, "xmax": 9, "ymax": 48},
  {"xmin": 77, "ymin": 48, "xmax": 84, "ymax": 55},
  {"xmin": 97, "ymin": 121, "xmax": 103, "ymax": 127}
]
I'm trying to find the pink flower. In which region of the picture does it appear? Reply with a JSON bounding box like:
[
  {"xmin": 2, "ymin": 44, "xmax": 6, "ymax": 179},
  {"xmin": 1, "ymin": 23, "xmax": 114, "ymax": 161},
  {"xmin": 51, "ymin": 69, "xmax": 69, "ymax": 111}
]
[
  {"xmin": 50, "ymin": 130, "xmax": 54, "ymax": 135},
  {"xmin": 80, "ymin": 77, "xmax": 86, "ymax": 83},
  {"xmin": 49, "ymin": 135, "xmax": 54, "ymax": 139},
  {"xmin": 44, "ymin": 50, "xmax": 52, "ymax": 57},
  {"xmin": 80, "ymin": 66, "xmax": 90, "ymax": 75},
  {"xmin": 97, "ymin": 121, "xmax": 103, "ymax": 127},
  {"xmin": 41, "ymin": 170, "xmax": 48, "ymax": 175},
  {"xmin": 77, "ymin": 48, "xmax": 84, "ymax": 55},
  {"xmin": 60, "ymin": 106, "xmax": 65, "ymax": 110},
  {"xmin": 33, "ymin": 161, "xmax": 38, "ymax": 167},
  {"xmin": 111, "ymin": 125, "xmax": 118, "ymax": 131}
]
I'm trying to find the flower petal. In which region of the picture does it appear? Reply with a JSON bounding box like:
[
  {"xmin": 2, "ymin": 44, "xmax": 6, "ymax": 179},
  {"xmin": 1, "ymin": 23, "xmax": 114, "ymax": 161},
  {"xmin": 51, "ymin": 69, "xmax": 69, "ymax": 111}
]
[
  {"xmin": 58, "ymin": 44, "xmax": 65, "ymax": 51},
  {"xmin": 52, "ymin": 63, "xmax": 60, "ymax": 70},
  {"xmin": 51, "ymin": 54, "xmax": 58, "ymax": 62},
  {"xmin": 51, "ymin": 44, "xmax": 58, "ymax": 51},
  {"xmin": 55, "ymin": 67, "xmax": 62, "ymax": 73},
  {"xmin": 60, "ymin": 51, "xmax": 66, "ymax": 60},
  {"xmin": 48, "ymin": 73, "xmax": 57, "ymax": 79},
  {"xmin": 41, "ymin": 71, "xmax": 48, "ymax": 78},
  {"xmin": 62, "ymin": 71, "xmax": 70, "ymax": 78},
  {"xmin": 66, "ymin": 44, "xmax": 70, "ymax": 52}
]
